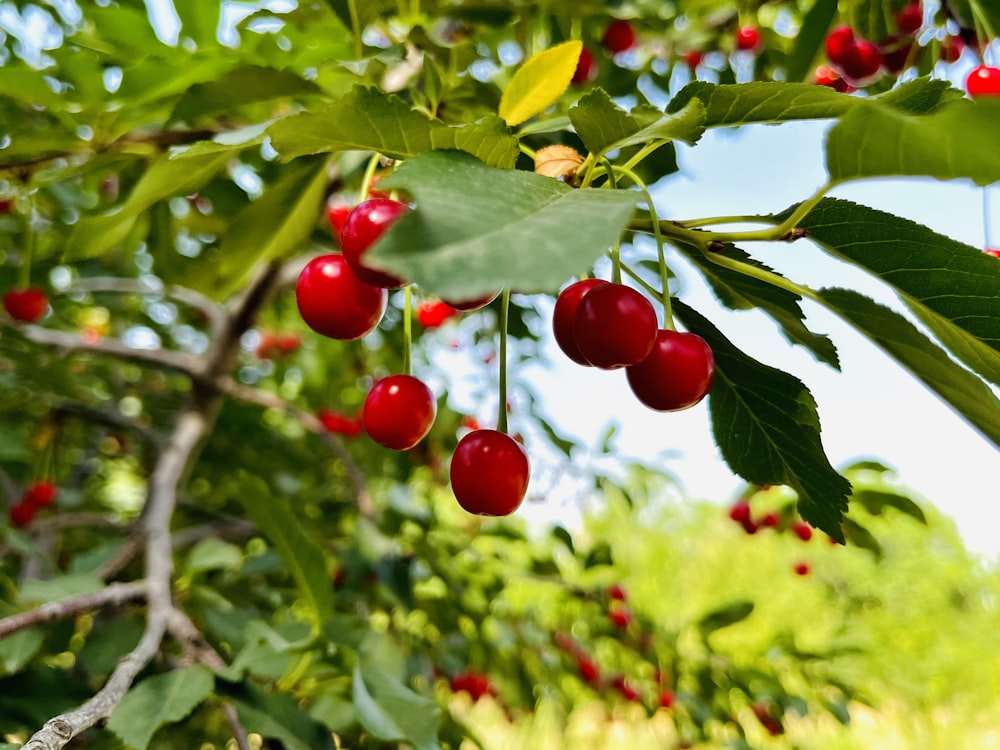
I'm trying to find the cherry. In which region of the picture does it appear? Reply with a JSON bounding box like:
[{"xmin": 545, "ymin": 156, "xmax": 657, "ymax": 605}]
[
  {"xmin": 984, "ymin": 248, "xmax": 1000, "ymax": 259},
  {"xmin": 317, "ymin": 408, "xmax": 364, "ymax": 437},
  {"xmin": 791, "ymin": 520, "xmax": 813, "ymax": 541},
  {"xmin": 625, "ymin": 330, "xmax": 714, "ymax": 411},
  {"xmin": 256, "ymin": 331, "xmax": 301, "ymax": 359},
  {"xmin": 760, "ymin": 511, "xmax": 780, "ymax": 528},
  {"xmin": 0, "ymin": 196, "xmax": 15, "ymax": 213},
  {"xmin": 363, "ymin": 374, "xmax": 436, "ymax": 451},
  {"xmin": 441, "ymin": 291, "xmax": 499, "ymax": 311},
  {"xmin": 814, "ymin": 65, "xmax": 854, "ymax": 92},
  {"xmin": 450, "ymin": 429, "xmax": 530, "ymax": 516},
  {"xmin": 295, "ymin": 254, "xmax": 387, "ymax": 340},
  {"xmin": 553, "ymin": 278, "xmax": 609, "ymax": 365},
  {"xmin": 728, "ymin": 499, "xmax": 751, "ymax": 524},
  {"xmin": 608, "ymin": 604, "xmax": 632, "ymax": 628},
  {"xmin": 753, "ymin": 702, "xmax": 784, "ymax": 736},
  {"xmin": 416, "ymin": 300, "xmax": 459, "ymax": 329},
  {"xmin": 573, "ymin": 284, "xmax": 657, "ymax": 369},
  {"xmin": 966, "ymin": 65, "xmax": 1000, "ymax": 98},
  {"xmin": 611, "ymin": 674, "xmax": 640, "ymax": 701},
  {"xmin": 683, "ymin": 49, "xmax": 703, "ymax": 70},
  {"xmin": 572, "ymin": 47, "xmax": 598, "ymax": 84},
  {"xmin": 25, "ymin": 481, "xmax": 57, "ymax": 508},
  {"xmin": 824, "ymin": 25, "xmax": 855, "ymax": 66},
  {"xmin": 793, "ymin": 561, "xmax": 811, "ymax": 576},
  {"xmin": 607, "ymin": 583, "xmax": 627, "ymax": 601},
  {"xmin": 895, "ymin": 2, "xmax": 922, "ymax": 34},
  {"xmin": 602, "ymin": 19, "xmax": 637, "ymax": 54},
  {"xmin": 741, "ymin": 517, "xmax": 759, "ymax": 535},
  {"xmin": 577, "ymin": 655, "xmax": 600, "ymax": 684},
  {"xmin": 879, "ymin": 34, "xmax": 914, "ymax": 74},
  {"xmin": 3, "ymin": 287, "xmax": 48, "ymax": 323},
  {"xmin": 339, "ymin": 198, "xmax": 409, "ymax": 288},
  {"xmin": 939, "ymin": 36, "xmax": 964, "ymax": 63},
  {"xmin": 449, "ymin": 671, "xmax": 495, "ymax": 701},
  {"xmin": 659, "ymin": 690, "xmax": 676, "ymax": 709},
  {"xmin": 735, "ymin": 24, "xmax": 762, "ymax": 53},
  {"xmin": 9, "ymin": 500, "xmax": 36, "ymax": 528},
  {"xmin": 326, "ymin": 203, "xmax": 352, "ymax": 242},
  {"xmin": 839, "ymin": 40, "xmax": 883, "ymax": 85}
]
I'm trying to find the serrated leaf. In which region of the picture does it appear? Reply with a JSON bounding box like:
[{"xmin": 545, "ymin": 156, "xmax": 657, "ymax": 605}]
[
  {"xmin": 499, "ymin": 41, "xmax": 580, "ymax": 127},
  {"xmin": 367, "ymin": 150, "xmax": 637, "ymax": 299},
  {"xmin": 222, "ymin": 679, "xmax": 336, "ymax": 750},
  {"xmin": 107, "ymin": 666, "xmax": 214, "ymax": 750},
  {"xmin": 673, "ymin": 300, "xmax": 850, "ymax": 540},
  {"xmin": 679, "ymin": 244, "xmax": 839, "ymax": 368},
  {"xmin": 569, "ymin": 90, "xmax": 705, "ymax": 157},
  {"xmin": 853, "ymin": 489, "xmax": 927, "ymax": 524},
  {"xmin": 267, "ymin": 86, "xmax": 519, "ymax": 168},
  {"xmin": 827, "ymin": 97, "xmax": 1000, "ymax": 185},
  {"xmin": 842, "ymin": 518, "xmax": 883, "ymax": 559},
  {"xmin": 788, "ymin": 198, "xmax": 1000, "ymax": 386},
  {"xmin": 697, "ymin": 600, "xmax": 754, "ymax": 635},
  {"xmin": 353, "ymin": 664, "xmax": 441, "ymax": 750},
  {"xmin": 239, "ymin": 473, "xmax": 334, "ymax": 631},
  {"xmin": 817, "ymin": 288, "xmax": 1000, "ymax": 448},
  {"xmin": 785, "ymin": 0, "xmax": 838, "ymax": 82},
  {"xmin": 170, "ymin": 65, "xmax": 323, "ymax": 124}
]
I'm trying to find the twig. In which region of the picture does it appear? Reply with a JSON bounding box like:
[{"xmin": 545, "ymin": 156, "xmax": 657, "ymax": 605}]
[
  {"xmin": 170, "ymin": 517, "xmax": 256, "ymax": 549},
  {"xmin": 0, "ymin": 581, "xmax": 147, "ymax": 638},
  {"xmin": 51, "ymin": 400, "xmax": 164, "ymax": 450}
]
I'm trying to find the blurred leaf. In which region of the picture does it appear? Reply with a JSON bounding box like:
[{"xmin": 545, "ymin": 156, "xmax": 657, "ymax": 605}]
[
  {"xmin": 500, "ymin": 41, "xmax": 580, "ymax": 127},
  {"xmin": 0, "ymin": 628, "xmax": 44, "ymax": 676},
  {"xmin": 853, "ymin": 489, "xmax": 927, "ymax": 524},
  {"xmin": 78, "ymin": 618, "xmax": 144, "ymax": 678},
  {"xmin": 585, "ymin": 542, "xmax": 614, "ymax": 568},
  {"xmin": 841, "ymin": 459, "xmax": 896, "ymax": 474},
  {"xmin": 223, "ymin": 679, "xmax": 336, "ymax": 750},
  {"xmin": 0, "ymin": 667, "xmax": 92, "ymax": 727},
  {"xmin": 551, "ymin": 525, "xmax": 575, "ymax": 554},
  {"xmin": 353, "ymin": 663, "xmax": 441, "ymax": 750},
  {"xmin": 172, "ymin": 0, "xmax": 220, "ymax": 48},
  {"xmin": 842, "ymin": 518, "xmax": 883, "ymax": 559},
  {"xmin": 697, "ymin": 600, "xmax": 754, "ymax": 635},
  {"xmin": 20, "ymin": 574, "xmax": 104, "ymax": 603},
  {"xmin": 185, "ymin": 538, "xmax": 244, "ymax": 575},
  {"xmin": 170, "ymin": 65, "xmax": 323, "ymax": 124},
  {"xmin": 107, "ymin": 666, "xmax": 214, "ymax": 750},
  {"xmin": 785, "ymin": 0, "xmax": 837, "ymax": 82},
  {"xmin": 536, "ymin": 415, "xmax": 579, "ymax": 457}
]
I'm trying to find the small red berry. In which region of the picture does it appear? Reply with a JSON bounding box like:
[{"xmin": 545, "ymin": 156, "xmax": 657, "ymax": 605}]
[
  {"xmin": 839, "ymin": 40, "xmax": 883, "ymax": 85},
  {"xmin": 554, "ymin": 632, "xmax": 579, "ymax": 653},
  {"xmin": 326, "ymin": 203, "xmax": 352, "ymax": 242},
  {"xmin": 792, "ymin": 520, "xmax": 814, "ymax": 541},
  {"xmin": 572, "ymin": 47, "xmax": 598, "ymax": 84},
  {"xmin": 3, "ymin": 287, "xmax": 49, "ymax": 323},
  {"xmin": 607, "ymin": 583, "xmax": 627, "ymax": 601},
  {"xmin": 602, "ymin": 20, "xmax": 637, "ymax": 54},
  {"xmin": 574, "ymin": 284, "xmax": 657, "ymax": 369},
  {"xmin": 451, "ymin": 429, "xmax": 530, "ymax": 516},
  {"xmin": 611, "ymin": 674, "xmax": 640, "ymax": 701},
  {"xmin": 984, "ymin": 248, "xmax": 1000, "ymax": 259},
  {"xmin": 728, "ymin": 499, "xmax": 752, "ymax": 523},
  {"xmin": 814, "ymin": 64, "xmax": 854, "ymax": 92},
  {"xmin": 608, "ymin": 604, "xmax": 632, "ymax": 629},
  {"xmin": 741, "ymin": 516, "xmax": 759, "ymax": 535},
  {"xmin": 577, "ymin": 655, "xmax": 600, "ymax": 684},
  {"xmin": 318, "ymin": 408, "xmax": 363, "ymax": 437},
  {"xmin": 939, "ymin": 36, "xmax": 964, "ymax": 63},
  {"xmin": 735, "ymin": 25, "xmax": 762, "ymax": 53},
  {"xmin": 966, "ymin": 65, "xmax": 1000, "ymax": 98},
  {"xmin": 553, "ymin": 279, "xmax": 609, "ymax": 365},
  {"xmin": 450, "ymin": 671, "xmax": 495, "ymax": 701},
  {"xmin": 825, "ymin": 25, "xmax": 855, "ymax": 66},
  {"xmin": 794, "ymin": 561, "xmax": 811, "ymax": 576},
  {"xmin": 416, "ymin": 300, "xmax": 459, "ymax": 329},
  {"xmin": 25, "ymin": 481, "xmax": 57, "ymax": 508},
  {"xmin": 363, "ymin": 374, "xmax": 436, "ymax": 451},
  {"xmin": 339, "ymin": 198, "xmax": 410, "ymax": 289},
  {"xmin": 895, "ymin": 3, "xmax": 922, "ymax": 34},
  {"xmin": 625, "ymin": 330, "xmax": 714, "ymax": 411},
  {"xmin": 295, "ymin": 254, "xmax": 387, "ymax": 340},
  {"xmin": 760, "ymin": 511, "xmax": 780, "ymax": 528},
  {"xmin": 683, "ymin": 50, "xmax": 703, "ymax": 69},
  {"xmin": 879, "ymin": 34, "xmax": 915, "ymax": 74},
  {"xmin": 0, "ymin": 196, "xmax": 16, "ymax": 213},
  {"xmin": 9, "ymin": 501, "xmax": 36, "ymax": 528},
  {"xmin": 659, "ymin": 689, "xmax": 676, "ymax": 709}
]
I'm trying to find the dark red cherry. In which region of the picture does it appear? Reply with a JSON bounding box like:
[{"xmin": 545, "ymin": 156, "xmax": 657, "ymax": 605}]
[
  {"xmin": 602, "ymin": 20, "xmax": 637, "ymax": 54},
  {"xmin": 450, "ymin": 429, "xmax": 530, "ymax": 516},
  {"xmin": 3, "ymin": 287, "xmax": 48, "ymax": 323},
  {"xmin": 572, "ymin": 47, "xmax": 598, "ymax": 84},
  {"xmin": 839, "ymin": 40, "xmax": 883, "ymax": 85},
  {"xmin": 295, "ymin": 254, "xmax": 387, "ymax": 340},
  {"xmin": 363, "ymin": 374, "xmax": 437, "ymax": 451},
  {"xmin": 339, "ymin": 198, "xmax": 409, "ymax": 289},
  {"xmin": 825, "ymin": 25, "xmax": 855, "ymax": 65},
  {"xmin": 553, "ymin": 279, "xmax": 609, "ymax": 365},
  {"xmin": 625, "ymin": 330, "xmax": 714, "ymax": 411},
  {"xmin": 735, "ymin": 25, "xmax": 762, "ymax": 53},
  {"xmin": 573, "ymin": 284, "xmax": 657, "ymax": 369}
]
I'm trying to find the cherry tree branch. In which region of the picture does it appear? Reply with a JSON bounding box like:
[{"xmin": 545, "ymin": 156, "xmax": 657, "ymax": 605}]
[{"xmin": 0, "ymin": 581, "xmax": 147, "ymax": 638}]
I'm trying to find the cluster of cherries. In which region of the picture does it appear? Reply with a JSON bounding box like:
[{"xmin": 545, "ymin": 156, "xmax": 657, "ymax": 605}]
[
  {"xmin": 8, "ymin": 480, "xmax": 57, "ymax": 529},
  {"xmin": 728, "ymin": 496, "xmax": 826, "ymax": 577},
  {"xmin": 553, "ymin": 280, "xmax": 715, "ymax": 412},
  {"xmin": 295, "ymin": 194, "xmax": 529, "ymax": 517}
]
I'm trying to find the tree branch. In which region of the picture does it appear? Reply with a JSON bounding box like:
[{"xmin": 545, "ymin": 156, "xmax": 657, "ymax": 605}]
[{"xmin": 0, "ymin": 581, "xmax": 147, "ymax": 638}]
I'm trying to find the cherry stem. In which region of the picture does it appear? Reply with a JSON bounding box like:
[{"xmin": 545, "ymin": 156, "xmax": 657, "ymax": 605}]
[
  {"xmin": 600, "ymin": 159, "xmax": 623, "ymax": 284},
  {"xmin": 359, "ymin": 152, "xmax": 381, "ymax": 202},
  {"xmin": 518, "ymin": 143, "xmax": 537, "ymax": 159},
  {"xmin": 618, "ymin": 261, "xmax": 663, "ymax": 299},
  {"xmin": 346, "ymin": 0, "xmax": 363, "ymax": 59},
  {"xmin": 497, "ymin": 288, "xmax": 510, "ymax": 435},
  {"xmin": 19, "ymin": 204, "xmax": 35, "ymax": 289},
  {"xmin": 403, "ymin": 286, "xmax": 413, "ymax": 376}
]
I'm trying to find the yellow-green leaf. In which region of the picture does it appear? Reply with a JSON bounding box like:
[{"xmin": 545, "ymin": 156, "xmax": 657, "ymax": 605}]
[{"xmin": 499, "ymin": 41, "xmax": 581, "ymax": 127}]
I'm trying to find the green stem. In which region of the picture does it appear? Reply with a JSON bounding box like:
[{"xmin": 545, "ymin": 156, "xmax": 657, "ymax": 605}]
[
  {"xmin": 683, "ymin": 239, "xmax": 822, "ymax": 302},
  {"xmin": 403, "ymin": 286, "xmax": 413, "ymax": 376},
  {"xmin": 620, "ymin": 140, "xmax": 668, "ymax": 174},
  {"xmin": 346, "ymin": 0, "xmax": 363, "ymax": 60},
  {"xmin": 497, "ymin": 289, "xmax": 510, "ymax": 435},
  {"xmin": 19, "ymin": 208, "xmax": 34, "ymax": 289},
  {"xmin": 618, "ymin": 261, "xmax": 664, "ymax": 299},
  {"xmin": 519, "ymin": 143, "xmax": 537, "ymax": 159},
  {"xmin": 359, "ymin": 152, "xmax": 381, "ymax": 201},
  {"xmin": 675, "ymin": 213, "xmax": 774, "ymax": 228},
  {"xmin": 601, "ymin": 159, "xmax": 622, "ymax": 284}
]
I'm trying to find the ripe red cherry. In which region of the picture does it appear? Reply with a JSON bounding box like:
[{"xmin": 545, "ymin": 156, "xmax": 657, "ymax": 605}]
[
  {"xmin": 602, "ymin": 19, "xmax": 637, "ymax": 54},
  {"xmin": 25, "ymin": 481, "xmax": 57, "ymax": 508},
  {"xmin": 939, "ymin": 36, "xmax": 964, "ymax": 63},
  {"xmin": 449, "ymin": 671, "xmax": 495, "ymax": 701},
  {"xmin": 728, "ymin": 499, "xmax": 751, "ymax": 523},
  {"xmin": 339, "ymin": 198, "xmax": 409, "ymax": 288},
  {"xmin": 814, "ymin": 64, "xmax": 854, "ymax": 92},
  {"xmin": 735, "ymin": 25, "xmax": 762, "ymax": 53},
  {"xmin": 659, "ymin": 690, "xmax": 676, "ymax": 709},
  {"xmin": 572, "ymin": 47, "xmax": 598, "ymax": 84},
  {"xmin": 326, "ymin": 203, "xmax": 352, "ymax": 243},
  {"xmin": 792, "ymin": 520, "xmax": 813, "ymax": 541},
  {"xmin": 825, "ymin": 25, "xmax": 855, "ymax": 65},
  {"xmin": 295, "ymin": 254, "xmax": 387, "ymax": 340},
  {"xmin": 760, "ymin": 511, "xmax": 780, "ymax": 528},
  {"xmin": 3, "ymin": 287, "xmax": 48, "ymax": 323},
  {"xmin": 416, "ymin": 300, "xmax": 458, "ymax": 329},
  {"xmin": 607, "ymin": 583, "xmax": 627, "ymax": 601},
  {"xmin": 574, "ymin": 284, "xmax": 657, "ymax": 369},
  {"xmin": 683, "ymin": 49, "xmax": 703, "ymax": 69},
  {"xmin": 625, "ymin": 330, "xmax": 714, "ymax": 411},
  {"xmin": 577, "ymin": 655, "xmax": 600, "ymax": 684},
  {"xmin": 553, "ymin": 279, "xmax": 609, "ymax": 365},
  {"xmin": 984, "ymin": 248, "xmax": 1000, "ymax": 259},
  {"xmin": 839, "ymin": 40, "xmax": 883, "ymax": 84},
  {"xmin": 363, "ymin": 374, "xmax": 436, "ymax": 451},
  {"xmin": 793, "ymin": 561, "xmax": 811, "ymax": 576},
  {"xmin": 966, "ymin": 65, "xmax": 1000, "ymax": 98},
  {"xmin": 317, "ymin": 408, "xmax": 363, "ymax": 437},
  {"xmin": 879, "ymin": 34, "xmax": 915, "ymax": 74},
  {"xmin": 450, "ymin": 429, "xmax": 530, "ymax": 516},
  {"xmin": 442, "ymin": 291, "xmax": 499, "ymax": 311},
  {"xmin": 608, "ymin": 604, "xmax": 632, "ymax": 628},
  {"xmin": 895, "ymin": 3, "xmax": 922, "ymax": 34},
  {"xmin": 9, "ymin": 500, "xmax": 36, "ymax": 528}
]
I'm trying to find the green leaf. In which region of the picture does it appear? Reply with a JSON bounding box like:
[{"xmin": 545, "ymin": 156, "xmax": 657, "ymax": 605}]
[
  {"xmin": 817, "ymin": 288, "xmax": 1000, "ymax": 449},
  {"xmin": 842, "ymin": 518, "xmax": 883, "ymax": 559},
  {"xmin": 238, "ymin": 473, "xmax": 334, "ymax": 631},
  {"xmin": 789, "ymin": 198, "xmax": 1000, "ymax": 386},
  {"xmin": 367, "ymin": 150, "xmax": 638, "ymax": 299},
  {"xmin": 680, "ymin": 244, "xmax": 839, "ymax": 368},
  {"xmin": 673, "ymin": 300, "xmax": 850, "ymax": 540},
  {"xmin": 827, "ymin": 97, "xmax": 1000, "ymax": 185},
  {"xmin": 185, "ymin": 537, "xmax": 244, "ymax": 575},
  {"xmin": 106, "ymin": 666, "xmax": 214, "ymax": 750},
  {"xmin": 222, "ymin": 679, "xmax": 336, "ymax": 750},
  {"xmin": 499, "ymin": 41, "xmax": 581, "ymax": 127},
  {"xmin": 569, "ymin": 91, "xmax": 705, "ymax": 156},
  {"xmin": 852, "ymin": 489, "xmax": 927, "ymax": 524},
  {"xmin": 20, "ymin": 574, "xmax": 104, "ymax": 603},
  {"xmin": 697, "ymin": 600, "xmax": 754, "ymax": 635},
  {"xmin": 0, "ymin": 628, "xmax": 44, "ymax": 676},
  {"xmin": 267, "ymin": 86, "xmax": 519, "ymax": 168},
  {"xmin": 353, "ymin": 664, "xmax": 442, "ymax": 750},
  {"xmin": 946, "ymin": 0, "xmax": 1000, "ymax": 35},
  {"xmin": 170, "ymin": 65, "xmax": 323, "ymax": 124},
  {"xmin": 785, "ymin": 0, "xmax": 838, "ymax": 83},
  {"xmin": 319, "ymin": 0, "xmax": 390, "ymax": 32},
  {"xmin": 213, "ymin": 157, "xmax": 331, "ymax": 298},
  {"xmin": 172, "ymin": 0, "xmax": 220, "ymax": 47}
]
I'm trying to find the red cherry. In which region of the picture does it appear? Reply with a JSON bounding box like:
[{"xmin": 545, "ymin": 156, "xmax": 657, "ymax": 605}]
[
  {"xmin": 441, "ymin": 291, "xmax": 499, "ymax": 311},
  {"xmin": 276, "ymin": 333, "xmax": 301, "ymax": 354},
  {"xmin": 825, "ymin": 25, "xmax": 855, "ymax": 65},
  {"xmin": 366, "ymin": 174, "xmax": 392, "ymax": 201},
  {"xmin": 728, "ymin": 499, "xmax": 752, "ymax": 523},
  {"xmin": 753, "ymin": 703, "xmax": 785, "ymax": 735},
  {"xmin": 9, "ymin": 500, "xmax": 36, "ymax": 528},
  {"xmin": 659, "ymin": 690, "xmax": 676, "ymax": 709},
  {"xmin": 625, "ymin": 330, "xmax": 714, "ymax": 411},
  {"xmin": 295, "ymin": 254, "xmax": 387, "ymax": 340},
  {"xmin": 879, "ymin": 34, "xmax": 914, "ymax": 74},
  {"xmin": 683, "ymin": 50, "xmax": 703, "ymax": 69},
  {"xmin": 574, "ymin": 284, "xmax": 657, "ymax": 369},
  {"xmin": 895, "ymin": 3, "xmax": 922, "ymax": 34},
  {"xmin": 608, "ymin": 604, "xmax": 632, "ymax": 628},
  {"xmin": 553, "ymin": 279, "xmax": 609, "ymax": 365},
  {"xmin": 792, "ymin": 520, "xmax": 813, "ymax": 541},
  {"xmin": 814, "ymin": 65, "xmax": 854, "ymax": 92},
  {"xmin": 0, "ymin": 196, "xmax": 15, "ymax": 213},
  {"xmin": 602, "ymin": 20, "xmax": 637, "ymax": 54},
  {"xmin": 363, "ymin": 374, "xmax": 436, "ymax": 451},
  {"xmin": 939, "ymin": 36, "xmax": 964, "ymax": 63},
  {"xmin": 339, "ymin": 198, "xmax": 409, "ymax": 288},
  {"xmin": 793, "ymin": 561, "xmax": 811, "ymax": 576},
  {"xmin": 416, "ymin": 300, "xmax": 459, "ymax": 329},
  {"xmin": 326, "ymin": 203, "xmax": 352, "ymax": 243},
  {"xmin": 735, "ymin": 25, "xmax": 762, "ymax": 53},
  {"xmin": 577, "ymin": 655, "xmax": 600, "ymax": 684},
  {"xmin": 611, "ymin": 674, "xmax": 640, "ymax": 701},
  {"xmin": 760, "ymin": 511, "xmax": 779, "ymax": 528},
  {"xmin": 607, "ymin": 583, "xmax": 627, "ymax": 601},
  {"xmin": 839, "ymin": 40, "xmax": 883, "ymax": 84},
  {"xmin": 318, "ymin": 408, "xmax": 364, "ymax": 437},
  {"xmin": 450, "ymin": 671, "xmax": 495, "ymax": 701},
  {"xmin": 450, "ymin": 429, "xmax": 530, "ymax": 516},
  {"xmin": 3, "ymin": 287, "xmax": 48, "ymax": 323},
  {"xmin": 25, "ymin": 481, "xmax": 57, "ymax": 508},
  {"xmin": 984, "ymin": 248, "xmax": 1000, "ymax": 259},
  {"xmin": 741, "ymin": 516, "xmax": 759, "ymax": 535},
  {"xmin": 572, "ymin": 47, "xmax": 598, "ymax": 84},
  {"xmin": 966, "ymin": 65, "xmax": 1000, "ymax": 98}
]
